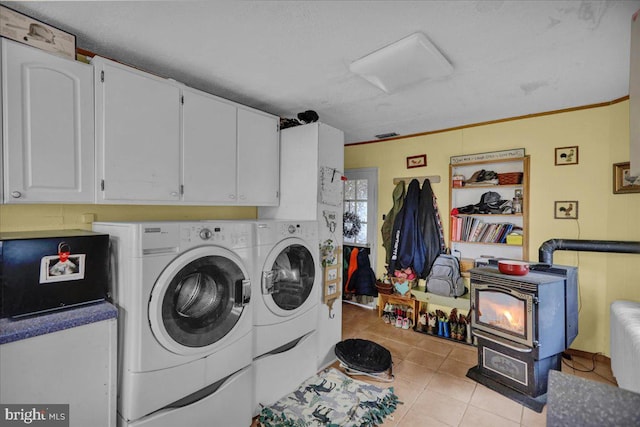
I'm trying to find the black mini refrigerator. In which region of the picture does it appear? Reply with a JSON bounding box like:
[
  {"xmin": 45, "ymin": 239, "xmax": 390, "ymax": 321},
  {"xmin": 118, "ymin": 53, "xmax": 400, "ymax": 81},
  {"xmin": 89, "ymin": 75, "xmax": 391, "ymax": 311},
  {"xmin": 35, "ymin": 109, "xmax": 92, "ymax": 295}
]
[{"xmin": 0, "ymin": 229, "xmax": 109, "ymax": 318}]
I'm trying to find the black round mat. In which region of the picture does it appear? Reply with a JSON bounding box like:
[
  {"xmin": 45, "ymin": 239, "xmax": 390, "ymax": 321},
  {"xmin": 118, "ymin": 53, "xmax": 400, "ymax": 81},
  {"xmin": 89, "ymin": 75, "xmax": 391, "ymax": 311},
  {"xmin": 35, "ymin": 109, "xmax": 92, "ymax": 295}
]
[{"xmin": 335, "ymin": 338, "xmax": 392, "ymax": 373}]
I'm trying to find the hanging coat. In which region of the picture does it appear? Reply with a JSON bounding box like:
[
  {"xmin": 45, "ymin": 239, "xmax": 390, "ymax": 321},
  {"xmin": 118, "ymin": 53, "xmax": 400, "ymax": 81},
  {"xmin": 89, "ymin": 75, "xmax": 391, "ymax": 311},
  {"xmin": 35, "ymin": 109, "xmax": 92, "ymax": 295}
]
[
  {"xmin": 417, "ymin": 179, "xmax": 446, "ymax": 278},
  {"xmin": 342, "ymin": 246, "xmax": 352, "ymax": 290},
  {"xmin": 350, "ymin": 249, "xmax": 378, "ymax": 297},
  {"xmin": 380, "ymin": 181, "xmax": 405, "ymax": 265},
  {"xmin": 344, "ymin": 247, "xmax": 359, "ymax": 293},
  {"xmin": 388, "ymin": 179, "xmax": 427, "ymax": 274}
]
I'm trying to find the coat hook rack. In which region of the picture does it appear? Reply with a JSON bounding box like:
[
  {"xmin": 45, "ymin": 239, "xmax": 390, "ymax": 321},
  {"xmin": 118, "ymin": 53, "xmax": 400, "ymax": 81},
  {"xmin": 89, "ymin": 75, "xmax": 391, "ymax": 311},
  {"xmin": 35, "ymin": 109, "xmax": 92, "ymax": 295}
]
[{"xmin": 393, "ymin": 175, "xmax": 441, "ymax": 185}]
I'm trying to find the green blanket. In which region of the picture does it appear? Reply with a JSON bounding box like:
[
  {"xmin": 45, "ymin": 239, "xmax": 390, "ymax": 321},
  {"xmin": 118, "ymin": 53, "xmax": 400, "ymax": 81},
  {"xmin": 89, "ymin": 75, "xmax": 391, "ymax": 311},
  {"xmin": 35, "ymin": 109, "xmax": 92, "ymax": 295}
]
[{"xmin": 258, "ymin": 368, "xmax": 400, "ymax": 427}]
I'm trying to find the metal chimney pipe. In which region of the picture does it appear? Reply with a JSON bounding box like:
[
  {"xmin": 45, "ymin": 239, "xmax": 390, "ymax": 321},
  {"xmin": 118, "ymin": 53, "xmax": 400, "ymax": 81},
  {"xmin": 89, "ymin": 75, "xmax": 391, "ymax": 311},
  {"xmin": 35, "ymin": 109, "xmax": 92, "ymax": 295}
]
[{"xmin": 539, "ymin": 239, "xmax": 640, "ymax": 264}]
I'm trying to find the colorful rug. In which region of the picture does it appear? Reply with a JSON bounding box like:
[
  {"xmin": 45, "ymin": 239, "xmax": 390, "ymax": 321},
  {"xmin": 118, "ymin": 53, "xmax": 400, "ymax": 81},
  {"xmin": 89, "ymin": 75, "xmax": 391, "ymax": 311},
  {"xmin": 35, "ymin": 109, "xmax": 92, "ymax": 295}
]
[{"xmin": 258, "ymin": 368, "xmax": 400, "ymax": 427}]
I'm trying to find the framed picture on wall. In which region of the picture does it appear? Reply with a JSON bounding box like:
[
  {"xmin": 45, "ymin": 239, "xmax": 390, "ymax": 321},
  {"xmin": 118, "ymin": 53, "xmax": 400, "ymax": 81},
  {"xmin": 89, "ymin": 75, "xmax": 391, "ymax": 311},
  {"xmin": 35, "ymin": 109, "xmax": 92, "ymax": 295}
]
[
  {"xmin": 613, "ymin": 162, "xmax": 640, "ymax": 194},
  {"xmin": 406, "ymin": 154, "xmax": 427, "ymax": 169},
  {"xmin": 554, "ymin": 201, "xmax": 578, "ymax": 219},
  {"xmin": 555, "ymin": 146, "xmax": 579, "ymax": 165}
]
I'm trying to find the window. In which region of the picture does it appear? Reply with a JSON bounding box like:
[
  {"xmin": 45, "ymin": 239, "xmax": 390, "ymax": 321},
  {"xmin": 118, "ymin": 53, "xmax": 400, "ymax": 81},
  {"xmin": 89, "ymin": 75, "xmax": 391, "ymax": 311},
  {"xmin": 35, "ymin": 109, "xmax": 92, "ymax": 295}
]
[{"xmin": 343, "ymin": 178, "xmax": 369, "ymax": 245}]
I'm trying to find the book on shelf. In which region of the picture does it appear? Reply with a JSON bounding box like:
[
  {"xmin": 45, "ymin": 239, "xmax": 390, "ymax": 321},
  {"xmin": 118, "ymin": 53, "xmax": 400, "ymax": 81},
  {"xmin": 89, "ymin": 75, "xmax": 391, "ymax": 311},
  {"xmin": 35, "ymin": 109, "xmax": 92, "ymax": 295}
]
[{"xmin": 451, "ymin": 216, "xmax": 516, "ymax": 244}]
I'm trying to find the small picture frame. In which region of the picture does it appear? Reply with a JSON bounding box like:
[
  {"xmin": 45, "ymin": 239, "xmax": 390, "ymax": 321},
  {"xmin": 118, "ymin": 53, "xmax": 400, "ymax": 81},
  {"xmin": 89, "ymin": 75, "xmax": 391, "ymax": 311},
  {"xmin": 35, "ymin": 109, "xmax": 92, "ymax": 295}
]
[
  {"xmin": 325, "ymin": 265, "xmax": 339, "ymax": 283},
  {"xmin": 39, "ymin": 253, "xmax": 85, "ymax": 284},
  {"xmin": 554, "ymin": 201, "xmax": 578, "ymax": 219},
  {"xmin": 323, "ymin": 265, "xmax": 341, "ymax": 303},
  {"xmin": 0, "ymin": 5, "xmax": 77, "ymax": 60},
  {"xmin": 613, "ymin": 162, "xmax": 640, "ymax": 194},
  {"xmin": 406, "ymin": 154, "xmax": 427, "ymax": 169},
  {"xmin": 555, "ymin": 146, "xmax": 579, "ymax": 165},
  {"xmin": 326, "ymin": 283, "xmax": 338, "ymax": 296}
]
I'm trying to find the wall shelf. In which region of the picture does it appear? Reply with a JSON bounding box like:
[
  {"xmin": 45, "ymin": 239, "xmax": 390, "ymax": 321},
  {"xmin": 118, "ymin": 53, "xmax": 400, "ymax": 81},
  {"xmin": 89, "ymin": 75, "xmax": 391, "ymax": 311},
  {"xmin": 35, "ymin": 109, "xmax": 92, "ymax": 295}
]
[{"xmin": 450, "ymin": 156, "xmax": 530, "ymax": 261}]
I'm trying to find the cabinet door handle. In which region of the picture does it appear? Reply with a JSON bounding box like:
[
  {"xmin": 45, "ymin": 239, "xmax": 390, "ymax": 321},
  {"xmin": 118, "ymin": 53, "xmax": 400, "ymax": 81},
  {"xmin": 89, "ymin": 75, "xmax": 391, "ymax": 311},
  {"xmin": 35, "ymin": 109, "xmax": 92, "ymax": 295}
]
[
  {"xmin": 239, "ymin": 194, "xmax": 246, "ymax": 200},
  {"xmin": 10, "ymin": 191, "xmax": 22, "ymax": 198},
  {"xmin": 170, "ymin": 191, "xmax": 179, "ymax": 197},
  {"xmin": 229, "ymin": 194, "xmax": 236, "ymax": 200}
]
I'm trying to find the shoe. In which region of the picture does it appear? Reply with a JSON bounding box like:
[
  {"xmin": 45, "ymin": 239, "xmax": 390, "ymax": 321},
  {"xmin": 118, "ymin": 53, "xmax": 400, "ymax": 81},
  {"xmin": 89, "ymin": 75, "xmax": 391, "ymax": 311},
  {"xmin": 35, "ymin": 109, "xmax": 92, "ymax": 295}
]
[
  {"xmin": 395, "ymin": 316, "xmax": 403, "ymax": 328},
  {"xmin": 402, "ymin": 317, "xmax": 410, "ymax": 329},
  {"xmin": 383, "ymin": 313, "xmax": 390, "ymax": 324}
]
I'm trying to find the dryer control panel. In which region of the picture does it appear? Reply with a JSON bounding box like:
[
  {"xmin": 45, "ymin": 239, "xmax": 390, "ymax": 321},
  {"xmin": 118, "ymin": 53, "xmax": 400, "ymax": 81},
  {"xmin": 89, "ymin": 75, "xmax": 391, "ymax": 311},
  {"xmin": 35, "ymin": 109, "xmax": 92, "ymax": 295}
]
[{"xmin": 276, "ymin": 222, "xmax": 318, "ymax": 240}]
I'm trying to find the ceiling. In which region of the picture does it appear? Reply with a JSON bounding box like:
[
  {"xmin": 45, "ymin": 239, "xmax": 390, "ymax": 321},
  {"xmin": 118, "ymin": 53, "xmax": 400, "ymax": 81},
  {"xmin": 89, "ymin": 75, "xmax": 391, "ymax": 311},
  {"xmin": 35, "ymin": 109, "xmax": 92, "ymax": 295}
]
[{"xmin": 5, "ymin": 1, "xmax": 640, "ymax": 144}]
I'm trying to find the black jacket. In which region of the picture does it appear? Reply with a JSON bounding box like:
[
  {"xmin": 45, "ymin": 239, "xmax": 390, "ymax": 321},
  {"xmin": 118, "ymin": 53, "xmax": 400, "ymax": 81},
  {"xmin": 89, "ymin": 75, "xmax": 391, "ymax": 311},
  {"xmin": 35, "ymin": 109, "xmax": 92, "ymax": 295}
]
[
  {"xmin": 417, "ymin": 178, "xmax": 445, "ymax": 278},
  {"xmin": 350, "ymin": 250, "xmax": 378, "ymax": 296},
  {"xmin": 388, "ymin": 179, "xmax": 426, "ymax": 274}
]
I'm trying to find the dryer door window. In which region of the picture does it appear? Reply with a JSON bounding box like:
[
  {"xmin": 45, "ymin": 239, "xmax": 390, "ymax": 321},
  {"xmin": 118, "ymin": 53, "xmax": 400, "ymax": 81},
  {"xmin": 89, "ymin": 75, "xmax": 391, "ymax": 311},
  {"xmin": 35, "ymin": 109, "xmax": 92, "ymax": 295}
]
[
  {"xmin": 265, "ymin": 244, "xmax": 315, "ymax": 311},
  {"xmin": 160, "ymin": 255, "xmax": 248, "ymax": 348}
]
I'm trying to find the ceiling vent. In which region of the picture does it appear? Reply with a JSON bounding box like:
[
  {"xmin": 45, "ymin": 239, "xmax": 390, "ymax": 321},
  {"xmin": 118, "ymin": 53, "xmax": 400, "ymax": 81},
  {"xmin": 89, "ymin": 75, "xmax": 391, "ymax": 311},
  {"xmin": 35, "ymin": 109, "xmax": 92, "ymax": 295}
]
[
  {"xmin": 349, "ymin": 32, "xmax": 453, "ymax": 93},
  {"xmin": 375, "ymin": 132, "xmax": 400, "ymax": 139}
]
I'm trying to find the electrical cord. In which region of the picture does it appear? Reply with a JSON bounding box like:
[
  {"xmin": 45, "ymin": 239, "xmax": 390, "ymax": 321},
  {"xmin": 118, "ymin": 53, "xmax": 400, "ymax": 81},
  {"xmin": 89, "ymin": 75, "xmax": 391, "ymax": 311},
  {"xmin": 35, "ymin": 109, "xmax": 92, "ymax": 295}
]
[{"xmin": 561, "ymin": 351, "xmax": 602, "ymax": 373}]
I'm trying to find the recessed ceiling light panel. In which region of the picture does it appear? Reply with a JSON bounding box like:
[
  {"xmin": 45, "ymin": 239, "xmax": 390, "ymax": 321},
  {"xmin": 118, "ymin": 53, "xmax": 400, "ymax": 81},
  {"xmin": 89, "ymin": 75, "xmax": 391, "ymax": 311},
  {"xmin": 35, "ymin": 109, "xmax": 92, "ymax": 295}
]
[{"xmin": 349, "ymin": 32, "xmax": 453, "ymax": 93}]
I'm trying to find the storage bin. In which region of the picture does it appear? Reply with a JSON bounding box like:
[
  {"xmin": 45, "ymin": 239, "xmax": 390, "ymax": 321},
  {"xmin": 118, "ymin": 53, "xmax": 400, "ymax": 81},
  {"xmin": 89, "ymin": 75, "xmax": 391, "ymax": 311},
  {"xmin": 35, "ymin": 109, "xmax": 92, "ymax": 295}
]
[{"xmin": 497, "ymin": 172, "xmax": 523, "ymax": 185}]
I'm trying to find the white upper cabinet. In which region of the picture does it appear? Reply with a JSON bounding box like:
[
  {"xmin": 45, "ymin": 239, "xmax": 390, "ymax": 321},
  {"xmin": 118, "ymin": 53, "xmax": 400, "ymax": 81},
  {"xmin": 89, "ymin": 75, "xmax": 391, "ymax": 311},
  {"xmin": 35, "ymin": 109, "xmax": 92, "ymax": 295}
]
[
  {"xmin": 94, "ymin": 57, "xmax": 278, "ymax": 206},
  {"xmin": 2, "ymin": 39, "xmax": 95, "ymax": 203},
  {"xmin": 181, "ymin": 87, "xmax": 237, "ymax": 203},
  {"xmin": 237, "ymin": 107, "xmax": 280, "ymax": 206},
  {"xmin": 94, "ymin": 57, "xmax": 181, "ymax": 203}
]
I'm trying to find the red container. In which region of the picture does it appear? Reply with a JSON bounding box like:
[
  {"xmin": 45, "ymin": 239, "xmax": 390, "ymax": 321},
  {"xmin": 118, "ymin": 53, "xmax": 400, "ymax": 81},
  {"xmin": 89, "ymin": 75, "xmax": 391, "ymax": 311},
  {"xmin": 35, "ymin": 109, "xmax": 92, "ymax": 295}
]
[{"xmin": 498, "ymin": 260, "xmax": 530, "ymax": 276}]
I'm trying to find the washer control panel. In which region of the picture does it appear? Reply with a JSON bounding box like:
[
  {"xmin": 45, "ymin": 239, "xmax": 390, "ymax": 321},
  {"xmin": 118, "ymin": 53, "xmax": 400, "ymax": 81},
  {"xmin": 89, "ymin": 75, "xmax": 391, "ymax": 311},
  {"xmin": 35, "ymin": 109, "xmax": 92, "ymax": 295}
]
[{"xmin": 180, "ymin": 223, "xmax": 251, "ymax": 248}]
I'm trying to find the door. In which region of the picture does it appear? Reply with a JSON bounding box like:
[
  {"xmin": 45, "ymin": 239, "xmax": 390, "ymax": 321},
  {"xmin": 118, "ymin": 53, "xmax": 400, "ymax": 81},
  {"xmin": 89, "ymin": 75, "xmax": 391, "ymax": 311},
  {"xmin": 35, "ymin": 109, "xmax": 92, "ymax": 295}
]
[
  {"xmin": 181, "ymin": 87, "xmax": 237, "ymax": 203},
  {"xmin": 237, "ymin": 108, "xmax": 279, "ymax": 205},
  {"xmin": 95, "ymin": 58, "xmax": 181, "ymax": 202},
  {"xmin": 148, "ymin": 247, "xmax": 251, "ymax": 355},
  {"xmin": 2, "ymin": 39, "xmax": 95, "ymax": 203},
  {"xmin": 261, "ymin": 238, "xmax": 318, "ymax": 316},
  {"xmin": 343, "ymin": 168, "xmax": 378, "ymax": 272}
]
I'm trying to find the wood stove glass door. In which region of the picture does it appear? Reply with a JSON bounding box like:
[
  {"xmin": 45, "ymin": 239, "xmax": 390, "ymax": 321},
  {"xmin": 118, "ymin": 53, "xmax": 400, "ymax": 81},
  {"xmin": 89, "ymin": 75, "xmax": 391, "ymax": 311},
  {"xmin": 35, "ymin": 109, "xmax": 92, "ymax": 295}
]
[{"xmin": 472, "ymin": 283, "xmax": 534, "ymax": 348}]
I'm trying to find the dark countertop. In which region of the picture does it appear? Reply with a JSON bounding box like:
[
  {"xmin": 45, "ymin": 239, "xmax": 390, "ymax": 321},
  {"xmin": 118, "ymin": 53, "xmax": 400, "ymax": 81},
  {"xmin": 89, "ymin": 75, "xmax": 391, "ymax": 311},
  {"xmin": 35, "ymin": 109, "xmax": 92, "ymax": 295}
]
[
  {"xmin": 0, "ymin": 301, "xmax": 117, "ymax": 345},
  {"xmin": 547, "ymin": 370, "xmax": 640, "ymax": 426}
]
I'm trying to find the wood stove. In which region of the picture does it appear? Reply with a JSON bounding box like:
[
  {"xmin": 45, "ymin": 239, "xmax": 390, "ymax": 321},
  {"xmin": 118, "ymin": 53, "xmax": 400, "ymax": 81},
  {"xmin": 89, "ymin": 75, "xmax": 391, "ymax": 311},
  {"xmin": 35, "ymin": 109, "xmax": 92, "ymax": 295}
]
[{"xmin": 466, "ymin": 263, "xmax": 578, "ymax": 412}]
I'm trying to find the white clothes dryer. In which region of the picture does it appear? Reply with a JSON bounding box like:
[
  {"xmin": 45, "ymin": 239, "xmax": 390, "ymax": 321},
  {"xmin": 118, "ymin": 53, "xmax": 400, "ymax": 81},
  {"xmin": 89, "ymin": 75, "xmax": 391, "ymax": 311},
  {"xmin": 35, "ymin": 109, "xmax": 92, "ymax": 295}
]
[
  {"xmin": 92, "ymin": 221, "xmax": 254, "ymax": 426},
  {"xmin": 251, "ymin": 220, "xmax": 321, "ymax": 413}
]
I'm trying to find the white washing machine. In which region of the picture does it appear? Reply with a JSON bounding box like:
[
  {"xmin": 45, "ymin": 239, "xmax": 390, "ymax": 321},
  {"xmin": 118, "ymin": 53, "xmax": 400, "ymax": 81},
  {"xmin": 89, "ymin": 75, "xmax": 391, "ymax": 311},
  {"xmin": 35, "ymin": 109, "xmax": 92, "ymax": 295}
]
[
  {"xmin": 251, "ymin": 220, "xmax": 321, "ymax": 414},
  {"xmin": 92, "ymin": 221, "xmax": 254, "ymax": 427}
]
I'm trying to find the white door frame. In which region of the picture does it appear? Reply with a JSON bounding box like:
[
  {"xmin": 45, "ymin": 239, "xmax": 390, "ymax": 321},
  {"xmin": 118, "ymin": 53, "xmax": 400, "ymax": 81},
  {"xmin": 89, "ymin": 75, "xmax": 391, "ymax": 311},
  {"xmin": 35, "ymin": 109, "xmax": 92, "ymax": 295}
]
[{"xmin": 344, "ymin": 167, "xmax": 378, "ymax": 273}]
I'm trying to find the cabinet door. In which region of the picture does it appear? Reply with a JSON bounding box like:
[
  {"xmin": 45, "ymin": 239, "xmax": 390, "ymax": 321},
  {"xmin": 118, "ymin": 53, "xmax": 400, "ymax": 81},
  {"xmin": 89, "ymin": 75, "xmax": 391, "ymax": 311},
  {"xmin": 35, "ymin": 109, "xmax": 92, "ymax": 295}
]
[
  {"xmin": 96, "ymin": 59, "xmax": 180, "ymax": 203},
  {"xmin": 2, "ymin": 39, "xmax": 94, "ymax": 203},
  {"xmin": 237, "ymin": 108, "xmax": 279, "ymax": 205},
  {"xmin": 181, "ymin": 88, "xmax": 237, "ymax": 203}
]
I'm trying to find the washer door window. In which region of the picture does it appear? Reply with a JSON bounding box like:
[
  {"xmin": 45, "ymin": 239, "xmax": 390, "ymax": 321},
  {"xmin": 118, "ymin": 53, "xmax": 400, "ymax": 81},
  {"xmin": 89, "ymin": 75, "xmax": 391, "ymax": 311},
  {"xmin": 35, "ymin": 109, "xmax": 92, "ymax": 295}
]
[
  {"xmin": 149, "ymin": 247, "xmax": 251, "ymax": 355},
  {"xmin": 262, "ymin": 240, "xmax": 316, "ymax": 314}
]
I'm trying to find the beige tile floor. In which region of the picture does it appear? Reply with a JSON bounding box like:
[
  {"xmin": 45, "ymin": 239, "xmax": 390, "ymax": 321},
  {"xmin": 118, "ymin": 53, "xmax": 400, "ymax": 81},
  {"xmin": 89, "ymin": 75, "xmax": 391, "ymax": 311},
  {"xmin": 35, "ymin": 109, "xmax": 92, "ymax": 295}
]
[{"xmin": 337, "ymin": 301, "xmax": 618, "ymax": 427}]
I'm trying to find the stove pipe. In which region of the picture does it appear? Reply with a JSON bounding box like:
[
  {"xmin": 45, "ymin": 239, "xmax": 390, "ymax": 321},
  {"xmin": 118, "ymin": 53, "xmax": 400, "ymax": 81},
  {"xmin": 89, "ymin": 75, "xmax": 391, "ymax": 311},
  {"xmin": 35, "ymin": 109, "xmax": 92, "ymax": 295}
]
[{"xmin": 539, "ymin": 239, "xmax": 640, "ymax": 264}]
